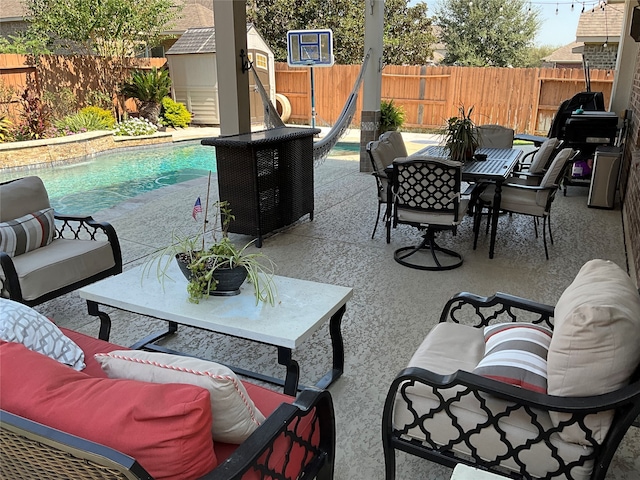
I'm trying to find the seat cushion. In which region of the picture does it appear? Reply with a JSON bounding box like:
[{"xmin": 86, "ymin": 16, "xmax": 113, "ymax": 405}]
[
  {"xmin": 95, "ymin": 350, "xmax": 266, "ymax": 444},
  {"xmin": 0, "ymin": 176, "xmax": 51, "ymax": 222},
  {"xmin": 528, "ymin": 138, "xmax": 559, "ymax": 174},
  {"xmin": 1, "ymin": 238, "xmax": 115, "ymax": 301},
  {"xmin": 480, "ymin": 185, "xmax": 545, "ymax": 216},
  {"xmin": 0, "ymin": 341, "xmax": 217, "ymax": 480},
  {"xmin": 548, "ymin": 259, "xmax": 640, "ymax": 445},
  {"xmin": 0, "ymin": 208, "xmax": 55, "ymax": 257},
  {"xmin": 0, "ymin": 298, "xmax": 85, "ymax": 370},
  {"xmin": 396, "ymin": 198, "xmax": 469, "ymax": 226},
  {"xmin": 394, "ymin": 322, "xmax": 594, "ymax": 480}
]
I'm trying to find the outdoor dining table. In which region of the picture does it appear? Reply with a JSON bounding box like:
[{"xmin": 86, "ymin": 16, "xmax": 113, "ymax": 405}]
[{"xmin": 407, "ymin": 146, "xmax": 523, "ymax": 259}]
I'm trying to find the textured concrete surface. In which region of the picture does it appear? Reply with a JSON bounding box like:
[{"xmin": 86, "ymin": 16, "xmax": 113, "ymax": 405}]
[{"xmin": 34, "ymin": 131, "xmax": 638, "ymax": 480}]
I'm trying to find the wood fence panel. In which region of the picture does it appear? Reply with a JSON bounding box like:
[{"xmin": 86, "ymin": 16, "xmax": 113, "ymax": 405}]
[
  {"xmin": 0, "ymin": 54, "xmax": 166, "ymax": 121},
  {"xmin": 274, "ymin": 63, "xmax": 614, "ymax": 135}
]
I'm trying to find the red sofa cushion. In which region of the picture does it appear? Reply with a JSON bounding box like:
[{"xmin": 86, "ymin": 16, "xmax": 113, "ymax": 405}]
[{"xmin": 0, "ymin": 341, "xmax": 217, "ymax": 480}]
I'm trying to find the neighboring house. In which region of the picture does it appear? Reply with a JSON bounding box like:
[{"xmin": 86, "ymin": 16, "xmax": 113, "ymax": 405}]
[
  {"xmin": 165, "ymin": 25, "xmax": 275, "ymax": 125},
  {"xmin": 542, "ymin": 42, "xmax": 584, "ymax": 68},
  {"xmin": 426, "ymin": 26, "xmax": 446, "ymax": 65},
  {"xmin": 0, "ymin": 0, "xmax": 28, "ymax": 37},
  {"xmin": 544, "ymin": 6, "xmax": 624, "ymax": 70}
]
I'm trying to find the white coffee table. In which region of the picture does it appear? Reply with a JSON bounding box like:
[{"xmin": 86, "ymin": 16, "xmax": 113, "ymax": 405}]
[{"xmin": 78, "ymin": 259, "xmax": 353, "ymax": 395}]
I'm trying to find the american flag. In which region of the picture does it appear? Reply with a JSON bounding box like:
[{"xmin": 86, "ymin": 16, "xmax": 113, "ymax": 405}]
[{"xmin": 192, "ymin": 197, "xmax": 202, "ymax": 220}]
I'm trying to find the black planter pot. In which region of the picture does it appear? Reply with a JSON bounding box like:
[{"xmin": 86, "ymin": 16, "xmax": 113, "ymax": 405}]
[{"xmin": 175, "ymin": 254, "xmax": 248, "ymax": 296}]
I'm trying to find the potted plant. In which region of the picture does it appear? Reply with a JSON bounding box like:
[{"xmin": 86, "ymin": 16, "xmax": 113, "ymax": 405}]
[
  {"xmin": 379, "ymin": 99, "xmax": 406, "ymax": 133},
  {"xmin": 145, "ymin": 198, "xmax": 276, "ymax": 305},
  {"xmin": 441, "ymin": 105, "xmax": 479, "ymax": 162}
]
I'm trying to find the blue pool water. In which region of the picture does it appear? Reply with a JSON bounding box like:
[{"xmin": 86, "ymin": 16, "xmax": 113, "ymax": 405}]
[{"xmin": 0, "ymin": 140, "xmax": 359, "ymax": 216}]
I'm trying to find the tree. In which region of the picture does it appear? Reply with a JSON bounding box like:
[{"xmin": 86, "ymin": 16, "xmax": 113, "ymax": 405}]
[
  {"xmin": 434, "ymin": 0, "xmax": 541, "ymax": 67},
  {"xmin": 521, "ymin": 44, "xmax": 558, "ymax": 68},
  {"xmin": 23, "ymin": 0, "xmax": 180, "ymax": 57},
  {"xmin": 247, "ymin": 0, "xmax": 435, "ymax": 65}
]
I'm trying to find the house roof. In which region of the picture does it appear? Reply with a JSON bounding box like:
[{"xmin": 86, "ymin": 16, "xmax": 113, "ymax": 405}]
[
  {"xmin": 1, "ymin": 0, "xmax": 27, "ymax": 20},
  {"xmin": 164, "ymin": 3, "xmax": 213, "ymax": 35},
  {"xmin": 543, "ymin": 42, "xmax": 584, "ymax": 64},
  {"xmin": 575, "ymin": 5, "xmax": 624, "ymax": 41}
]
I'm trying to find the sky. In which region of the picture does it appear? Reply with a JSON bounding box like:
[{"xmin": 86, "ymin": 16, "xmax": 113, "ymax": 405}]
[{"xmin": 410, "ymin": 0, "xmax": 584, "ymax": 47}]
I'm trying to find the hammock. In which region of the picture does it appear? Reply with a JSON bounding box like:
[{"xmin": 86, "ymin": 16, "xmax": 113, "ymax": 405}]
[{"xmin": 251, "ymin": 48, "xmax": 372, "ymax": 165}]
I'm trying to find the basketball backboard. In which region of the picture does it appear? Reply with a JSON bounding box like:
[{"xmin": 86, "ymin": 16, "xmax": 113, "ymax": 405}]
[{"xmin": 287, "ymin": 29, "xmax": 334, "ymax": 67}]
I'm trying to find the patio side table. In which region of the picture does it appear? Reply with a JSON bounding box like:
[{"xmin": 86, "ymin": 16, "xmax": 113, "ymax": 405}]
[{"xmin": 202, "ymin": 126, "xmax": 320, "ymax": 247}]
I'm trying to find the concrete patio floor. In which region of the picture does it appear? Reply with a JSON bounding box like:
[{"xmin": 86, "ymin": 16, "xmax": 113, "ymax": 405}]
[{"xmin": 36, "ymin": 129, "xmax": 639, "ymax": 480}]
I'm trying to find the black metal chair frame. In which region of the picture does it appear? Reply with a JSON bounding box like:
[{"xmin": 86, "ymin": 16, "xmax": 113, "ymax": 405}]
[
  {"xmin": 366, "ymin": 141, "xmax": 392, "ymax": 240},
  {"xmin": 382, "ymin": 291, "xmax": 640, "ymax": 480},
  {"xmin": 389, "ymin": 157, "xmax": 465, "ymax": 271},
  {"xmin": 1, "ymin": 387, "xmax": 335, "ymax": 480},
  {"xmin": 0, "ymin": 212, "xmax": 122, "ymax": 307}
]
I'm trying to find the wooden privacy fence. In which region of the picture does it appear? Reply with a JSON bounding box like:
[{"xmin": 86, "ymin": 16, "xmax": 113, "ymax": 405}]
[
  {"xmin": 0, "ymin": 54, "xmax": 166, "ymax": 121},
  {"xmin": 275, "ymin": 63, "xmax": 614, "ymax": 135}
]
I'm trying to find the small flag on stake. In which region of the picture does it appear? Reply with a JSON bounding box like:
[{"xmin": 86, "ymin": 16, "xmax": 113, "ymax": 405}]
[{"xmin": 192, "ymin": 197, "xmax": 202, "ymax": 220}]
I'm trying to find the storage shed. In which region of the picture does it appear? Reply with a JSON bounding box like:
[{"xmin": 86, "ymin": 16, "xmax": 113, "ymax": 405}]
[{"xmin": 165, "ymin": 25, "xmax": 275, "ymax": 125}]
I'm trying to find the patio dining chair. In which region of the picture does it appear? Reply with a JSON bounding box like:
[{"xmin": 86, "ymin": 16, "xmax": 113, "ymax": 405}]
[
  {"xmin": 389, "ymin": 156, "xmax": 468, "ymax": 270},
  {"xmin": 366, "ymin": 132, "xmax": 407, "ymax": 240},
  {"xmin": 476, "ymin": 124, "xmax": 515, "ymax": 149},
  {"xmin": 510, "ymin": 137, "xmax": 562, "ymax": 185},
  {"xmin": 473, "ymin": 148, "xmax": 577, "ymax": 259}
]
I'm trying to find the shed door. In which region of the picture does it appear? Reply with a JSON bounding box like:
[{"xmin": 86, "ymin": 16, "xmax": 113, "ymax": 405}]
[{"xmin": 248, "ymin": 50, "xmax": 270, "ymax": 123}]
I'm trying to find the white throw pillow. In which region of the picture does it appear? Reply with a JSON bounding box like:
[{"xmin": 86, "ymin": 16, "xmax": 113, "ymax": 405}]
[
  {"xmin": 94, "ymin": 350, "xmax": 266, "ymax": 444},
  {"xmin": 0, "ymin": 298, "xmax": 85, "ymax": 370}
]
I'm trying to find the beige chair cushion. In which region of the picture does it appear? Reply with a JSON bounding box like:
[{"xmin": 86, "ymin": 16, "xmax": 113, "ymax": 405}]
[
  {"xmin": 0, "ymin": 239, "xmax": 116, "ymax": 301},
  {"xmin": 394, "ymin": 322, "xmax": 594, "ymax": 480},
  {"xmin": 528, "ymin": 138, "xmax": 559, "ymax": 174},
  {"xmin": 379, "ymin": 131, "xmax": 408, "ymax": 157},
  {"xmin": 369, "ymin": 138, "xmax": 398, "ymax": 173},
  {"xmin": 396, "ymin": 198, "xmax": 469, "ymax": 226},
  {"xmin": 548, "ymin": 259, "xmax": 640, "ymax": 445},
  {"xmin": 95, "ymin": 350, "xmax": 266, "ymax": 444},
  {"xmin": 476, "ymin": 125, "xmax": 514, "ymax": 149},
  {"xmin": 0, "ymin": 177, "xmax": 51, "ymax": 222}
]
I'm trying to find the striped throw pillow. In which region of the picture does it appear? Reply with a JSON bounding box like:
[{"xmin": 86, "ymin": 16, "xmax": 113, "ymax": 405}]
[
  {"xmin": 473, "ymin": 323, "xmax": 552, "ymax": 393},
  {"xmin": 0, "ymin": 208, "xmax": 55, "ymax": 257}
]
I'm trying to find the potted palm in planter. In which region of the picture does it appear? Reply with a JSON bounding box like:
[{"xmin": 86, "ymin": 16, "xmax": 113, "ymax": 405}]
[
  {"xmin": 441, "ymin": 105, "xmax": 479, "ymax": 162},
  {"xmin": 120, "ymin": 67, "xmax": 171, "ymax": 125},
  {"xmin": 145, "ymin": 196, "xmax": 276, "ymax": 305}
]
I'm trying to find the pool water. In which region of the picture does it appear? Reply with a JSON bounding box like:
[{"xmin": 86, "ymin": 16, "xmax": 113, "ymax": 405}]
[{"xmin": 0, "ymin": 141, "xmax": 359, "ymax": 216}]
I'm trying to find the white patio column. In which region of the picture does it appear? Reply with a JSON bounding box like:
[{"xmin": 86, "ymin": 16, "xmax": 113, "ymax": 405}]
[
  {"xmin": 609, "ymin": 1, "xmax": 639, "ymax": 116},
  {"xmin": 212, "ymin": 0, "xmax": 251, "ymax": 136},
  {"xmin": 360, "ymin": 0, "xmax": 384, "ymax": 172}
]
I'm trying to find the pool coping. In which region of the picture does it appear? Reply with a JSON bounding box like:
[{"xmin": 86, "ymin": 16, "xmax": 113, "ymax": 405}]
[{"xmin": 0, "ymin": 130, "xmax": 176, "ymax": 172}]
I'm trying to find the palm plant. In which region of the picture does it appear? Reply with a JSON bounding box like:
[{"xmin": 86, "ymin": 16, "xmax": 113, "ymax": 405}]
[
  {"xmin": 379, "ymin": 99, "xmax": 406, "ymax": 133},
  {"xmin": 120, "ymin": 67, "xmax": 171, "ymax": 124}
]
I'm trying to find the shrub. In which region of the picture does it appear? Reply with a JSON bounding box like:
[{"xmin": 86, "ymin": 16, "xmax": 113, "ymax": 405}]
[
  {"xmin": 113, "ymin": 117, "xmax": 158, "ymax": 136},
  {"xmin": 13, "ymin": 88, "xmax": 51, "ymax": 140},
  {"xmin": 160, "ymin": 97, "xmax": 191, "ymax": 128},
  {"xmin": 43, "ymin": 88, "xmax": 78, "ymax": 121},
  {"xmin": 380, "ymin": 99, "xmax": 405, "ymax": 133},
  {"xmin": 80, "ymin": 106, "xmax": 116, "ymax": 129},
  {"xmin": 0, "ymin": 115, "xmax": 11, "ymax": 142},
  {"xmin": 55, "ymin": 109, "xmax": 115, "ymax": 134}
]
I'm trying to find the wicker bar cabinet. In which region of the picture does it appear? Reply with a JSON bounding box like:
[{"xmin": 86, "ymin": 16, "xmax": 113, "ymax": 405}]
[{"xmin": 202, "ymin": 127, "xmax": 320, "ymax": 247}]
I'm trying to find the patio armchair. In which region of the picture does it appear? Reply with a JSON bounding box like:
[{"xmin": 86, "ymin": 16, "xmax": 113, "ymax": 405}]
[
  {"xmin": 0, "ymin": 176, "xmax": 122, "ymax": 306},
  {"xmin": 476, "ymin": 124, "xmax": 515, "ymax": 149},
  {"xmin": 473, "ymin": 148, "xmax": 577, "ymax": 259},
  {"xmin": 388, "ymin": 156, "xmax": 468, "ymax": 270},
  {"xmin": 382, "ymin": 259, "xmax": 640, "ymax": 480},
  {"xmin": 367, "ymin": 131, "xmax": 407, "ymax": 240}
]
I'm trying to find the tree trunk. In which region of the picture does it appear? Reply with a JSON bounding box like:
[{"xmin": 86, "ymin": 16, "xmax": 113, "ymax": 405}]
[{"xmin": 139, "ymin": 101, "xmax": 161, "ymax": 124}]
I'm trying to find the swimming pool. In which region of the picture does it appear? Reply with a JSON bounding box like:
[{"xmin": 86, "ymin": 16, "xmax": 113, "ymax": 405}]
[{"xmin": 0, "ymin": 140, "xmax": 359, "ymax": 216}]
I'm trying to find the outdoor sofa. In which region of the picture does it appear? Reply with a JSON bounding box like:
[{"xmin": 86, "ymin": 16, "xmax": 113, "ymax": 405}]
[{"xmin": 0, "ymin": 300, "xmax": 335, "ymax": 480}]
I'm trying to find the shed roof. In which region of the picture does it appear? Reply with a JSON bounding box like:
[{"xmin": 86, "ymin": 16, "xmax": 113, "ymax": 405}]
[{"xmin": 166, "ymin": 27, "xmax": 216, "ymax": 54}]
